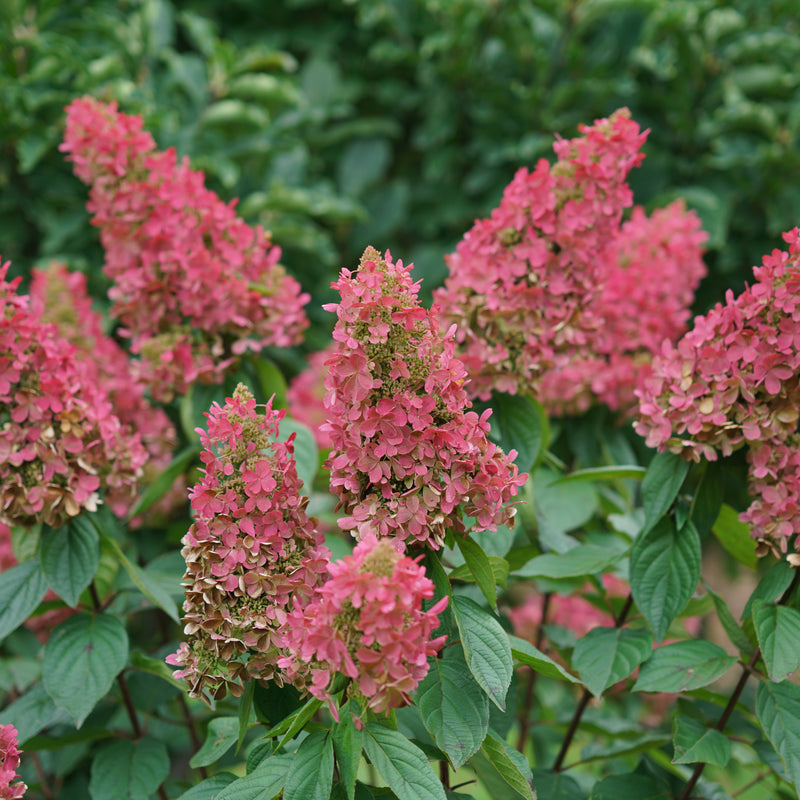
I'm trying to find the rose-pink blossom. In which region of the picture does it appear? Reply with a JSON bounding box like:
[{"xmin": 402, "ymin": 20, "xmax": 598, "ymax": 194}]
[{"xmin": 0, "ymin": 725, "xmax": 26, "ymax": 800}]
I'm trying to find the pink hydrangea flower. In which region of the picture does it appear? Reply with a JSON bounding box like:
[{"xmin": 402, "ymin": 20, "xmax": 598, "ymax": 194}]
[
  {"xmin": 29, "ymin": 262, "xmax": 182, "ymax": 523},
  {"xmin": 635, "ymin": 228, "xmax": 800, "ymax": 556},
  {"xmin": 0, "ymin": 260, "xmax": 145, "ymax": 531},
  {"xmin": 61, "ymin": 96, "xmax": 309, "ymax": 401},
  {"xmin": 434, "ymin": 110, "xmax": 706, "ymax": 416},
  {"xmin": 167, "ymin": 384, "xmax": 330, "ymax": 701},
  {"xmin": 0, "ymin": 725, "xmax": 26, "ymax": 799},
  {"xmin": 281, "ymin": 534, "xmax": 447, "ymax": 718},
  {"xmin": 323, "ymin": 247, "xmax": 525, "ymax": 550}
]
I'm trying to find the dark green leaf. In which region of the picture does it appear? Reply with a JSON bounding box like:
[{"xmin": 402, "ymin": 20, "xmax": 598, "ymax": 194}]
[
  {"xmin": 249, "ymin": 356, "xmax": 288, "ymax": 409},
  {"xmin": 742, "ymin": 560, "xmax": 795, "ymax": 621},
  {"xmin": 515, "ymin": 543, "xmax": 626, "ymax": 580},
  {"xmin": 456, "ymin": 536, "xmax": 497, "ymax": 608},
  {"xmin": 216, "ymin": 754, "xmax": 293, "ymax": 800},
  {"xmin": 479, "ymin": 730, "xmax": 535, "ymax": 800},
  {"xmin": 99, "ymin": 534, "xmax": 180, "ymax": 622},
  {"xmin": 530, "ymin": 769, "xmax": 582, "ymax": 799},
  {"xmin": 332, "ymin": 703, "xmax": 363, "ymax": 800},
  {"xmin": 128, "ymin": 447, "xmax": 199, "ymax": 520},
  {"xmin": 508, "ymin": 635, "xmax": 580, "ymax": 683},
  {"xmin": 40, "ymin": 518, "xmax": 99, "ymax": 607},
  {"xmin": 590, "ymin": 774, "xmax": 670, "ymax": 799},
  {"xmin": 238, "ymin": 680, "xmax": 255, "ymax": 752},
  {"xmin": 672, "ymin": 715, "xmax": 731, "ymax": 766},
  {"xmin": 174, "ymin": 773, "xmax": 238, "ymax": 800},
  {"xmin": 417, "ymin": 647, "xmax": 490, "ymax": 769},
  {"xmin": 640, "ymin": 451, "xmax": 689, "ymax": 534},
  {"xmin": 0, "ymin": 683, "xmax": 73, "ymax": 743},
  {"xmin": 452, "ymin": 595, "xmax": 513, "ymax": 711},
  {"xmin": 190, "ymin": 717, "xmax": 238, "ymax": 769},
  {"xmin": 253, "ymin": 680, "xmax": 303, "ymax": 726},
  {"xmin": 363, "ymin": 723, "xmax": 447, "ymax": 800},
  {"xmin": 630, "ymin": 517, "xmax": 701, "ymax": 642},
  {"xmin": 552, "ymin": 466, "xmax": 646, "ymax": 485},
  {"xmin": 711, "ymin": 504, "xmax": 757, "ymax": 569},
  {"xmin": 756, "ymin": 680, "xmax": 800, "ymax": 793},
  {"xmin": 488, "ymin": 392, "xmax": 549, "ymax": 471},
  {"xmin": 634, "ymin": 641, "xmax": 736, "ymax": 693},
  {"xmin": 274, "ymin": 697, "xmax": 323, "ymax": 747},
  {"xmin": 89, "ymin": 737, "xmax": 169, "ymax": 800},
  {"xmin": 753, "ymin": 601, "xmax": 800, "ymax": 682},
  {"xmin": 284, "ymin": 731, "xmax": 334, "ymax": 800},
  {"xmin": 578, "ymin": 732, "xmax": 668, "ymax": 764},
  {"xmin": 43, "ymin": 613, "xmax": 129, "ymax": 727},
  {"xmin": 690, "ymin": 462, "xmax": 723, "ymax": 538},
  {"xmin": 572, "ymin": 627, "xmax": 653, "ymax": 698},
  {"xmin": 276, "ymin": 417, "xmax": 318, "ymax": 492},
  {"xmin": 0, "ymin": 558, "xmax": 48, "ymax": 642}
]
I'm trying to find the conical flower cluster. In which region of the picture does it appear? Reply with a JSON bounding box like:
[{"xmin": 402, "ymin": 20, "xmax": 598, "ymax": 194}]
[{"xmin": 323, "ymin": 247, "xmax": 525, "ymax": 549}]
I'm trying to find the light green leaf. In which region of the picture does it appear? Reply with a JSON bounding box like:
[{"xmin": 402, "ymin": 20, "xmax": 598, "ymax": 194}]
[
  {"xmin": 640, "ymin": 451, "xmax": 690, "ymax": 534},
  {"xmin": 515, "ymin": 543, "xmax": 626, "ymax": 580},
  {"xmin": 753, "ymin": 601, "xmax": 800, "ymax": 682},
  {"xmin": 129, "ymin": 651, "xmax": 186, "ymax": 691},
  {"xmin": 43, "ymin": 613, "xmax": 129, "ymax": 727},
  {"xmin": 0, "ymin": 558, "xmax": 48, "ymax": 642},
  {"xmin": 712, "ymin": 504, "xmax": 757, "ymax": 569},
  {"xmin": 456, "ymin": 536, "xmax": 497, "ymax": 608},
  {"xmin": 215, "ymin": 754, "xmax": 293, "ymax": 800},
  {"xmin": 449, "ymin": 555, "xmax": 509, "ymax": 589},
  {"xmin": 276, "ymin": 416, "xmax": 318, "ymax": 492},
  {"xmin": 572, "ymin": 627, "xmax": 653, "ymax": 698},
  {"xmin": 0, "ymin": 683, "xmax": 73, "ymax": 743},
  {"xmin": 742, "ymin": 560, "xmax": 795, "ymax": 621},
  {"xmin": 190, "ymin": 717, "xmax": 239, "ymax": 769},
  {"xmin": 672, "ymin": 715, "xmax": 731, "ymax": 766},
  {"xmin": 363, "ymin": 723, "xmax": 447, "ymax": 800},
  {"xmin": 89, "ymin": 737, "xmax": 169, "ymax": 800},
  {"xmin": 551, "ymin": 466, "xmax": 646, "ymax": 485},
  {"xmin": 630, "ymin": 517, "xmax": 700, "ymax": 642},
  {"xmin": 417, "ymin": 647, "xmax": 490, "ymax": 769},
  {"xmin": 756, "ymin": 680, "xmax": 800, "ymax": 793},
  {"xmin": 452, "ymin": 595, "xmax": 513, "ymax": 711},
  {"xmin": 479, "ymin": 730, "xmax": 535, "ymax": 800},
  {"xmin": 508, "ymin": 635, "xmax": 579, "ymax": 683},
  {"xmin": 238, "ymin": 680, "xmax": 255, "ymax": 753},
  {"xmin": 531, "ymin": 468, "xmax": 597, "ymax": 538},
  {"xmin": 704, "ymin": 584, "xmax": 753, "ymax": 654},
  {"xmin": 39, "ymin": 517, "xmax": 99, "ymax": 607},
  {"xmin": 284, "ymin": 731, "xmax": 334, "ymax": 800},
  {"xmin": 249, "ymin": 356, "xmax": 288, "ymax": 409},
  {"xmin": 634, "ymin": 640, "xmax": 736, "ymax": 693},
  {"xmin": 273, "ymin": 697, "xmax": 323, "ymax": 748},
  {"xmin": 174, "ymin": 773, "xmax": 237, "ymax": 800}
]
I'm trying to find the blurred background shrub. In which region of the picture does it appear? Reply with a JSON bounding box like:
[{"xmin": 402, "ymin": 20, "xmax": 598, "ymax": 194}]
[{"xmin": 2, "ymin": 0, "xmax": 799, "ymax": 337}]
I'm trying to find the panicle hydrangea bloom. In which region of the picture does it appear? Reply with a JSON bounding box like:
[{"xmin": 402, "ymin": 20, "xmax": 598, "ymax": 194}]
[
  {"xmin": 434, "ymin": 110, "xmax": 706, "ymax": 416},
  {"xmin": 61, "ymin": 96, "xmax": 309, "ymax": 401},
  {"xmin": 286, "ymin": 345, "xmax": 336, "ymax": 450},
  {"xmin": 635, "ymin": 228, "xmax": 800, "ymax": 557},
  {"xmin": 167, "ymin": 384, "xmax": 330, "ymax": 701},
  {"xmin": 0, "ymin": 725, "xmax": 26, "ymax": 800},
  {"xmin": 29, "ymin": 262, "xmax": 182, "ymax": 522},
  {"xmin": 0, "ymin": 261, "xmax": 145, "ymax": 530},
  {"xmin": 280, "ymin": 534, "xmax": 447, "ymax": 718},
  {"xmin": 323, "ymin": 247, "xmax": 526, "ymax": 550}
]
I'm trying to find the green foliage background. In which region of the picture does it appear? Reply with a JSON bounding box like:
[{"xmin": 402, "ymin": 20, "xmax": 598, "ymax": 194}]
[{"xmin": 3, "ymin": 0, "xmax": 800, "ymax": 329}]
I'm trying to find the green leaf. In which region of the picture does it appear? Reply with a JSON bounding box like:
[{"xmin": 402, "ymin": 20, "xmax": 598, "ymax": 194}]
[
  {"xmin": 363, "ymin": 723, "xmax": 447, "ymax": 800},
  {"xmin": 452, "ymin": 595, "xmax": 513, "ymax": 711},
  {"xmin": 332, "ymin": 703, "xmax": 363, "ymax": 800},
  {"xmin": 711, "ymin": 504, "xmax": 757, "ymax": 569},
  {"xmin": 89, "ymin": 737, "xmax": 169, "ymax": 800},
  {"xmin": 516, "ymin": 543, "xmax": 626, "ymax": 580},
  {"xmin": 756, "ymin": 680, "xmax": 800, "ymax": 793},
  {"xmin": 417, "ymin": 646, "xmax": 490, "ymax": 769},
  {"xmin": 174, "ymin": 773, "xmax": 238, "ymax": 800},
  {"xmin": 630, "ymin": 517, "xmax": 701, "ymax": 642},
  {"xmin": 704, "ymin": 584, "xmax": 753, "ymax": 654},
  {"xmin": 488, "ymin": 392, "xmax": 549, "ymax": 471},
  {"xmin": 128, "ymin": 446, "xmax": 199, "ymax": 520},
  {"xmin": 39, "ymin": 517, "xmax": 99, "ymax": 607},
  {"xmin": 753, "ymin": 601, "xmax": 800, "ymax": 682},
  {"xmin": 479, "ymin": 730, "xmax": 535, "ymax": 800},
  {"xmin": 43, "ymin": 613, "xmax": 129, "ymax": 728},
  {"xmin": 449, "ymin": 555, "xmax": 509, "ymax": 589},
  {"xmin": 508, "ymin": 635, "xmax": 580, "ymax": 683},
  {"xmin": 0, "ymin": 683, "xmax": 73, "ymax": 743},
  {"xmin": 249, "ymin": 356, "xmax": 288, "ymax": 409},
  {"xmin": 672, "ymin": 715, "xmax": 731, "ymax": 766},
  {"xmin": 274, "ymin": 697, "xmax": 323, "ymax": 748},
  {"xmin": 284, "ymin": 730, "xmax": 335, "ymax": 800},
  {"xmin": 640, "ymin": 451, "xmax": 690, "ymax": 534},
  {"xmin": 572, "ymin": 627, "xmax": 653, "ymax": 698},
  {"xmin": 634, "ymin": 640, "xmax": 736, "ymax": 693},
  {"xmin": 215, "ymin": 754, "xmax": 293, "ymax": 800},
  {"xmin": 253, "ymin": 680, "xmax": 303, "ymax": 726},
  {"xmin": 277, "ymin": 416, "xmax": 318, "ymax": 492},
  {"xmin": 690, "ymin": 462, "xmax": 723, "ymax": 538},
  {"xmin": 531, "ymin": 468, "xmax": 597, "ymax": 538},
  {"xmin": 742, "ymin": 560, "xmax": 795, "ymax": 621},
  {"xmin": 0, "ymin": 558, "xmax": 48, "ymax": 642},
  {"xmin": 590, "ymin": 773, "xmax": 670, "ymax": 799},
  {"xmin": 456, "ymin": 536, "xmax": 497, "ymax": 608},
  {"xmin": 99, "ymin": 533, "xmax": 180, "ymax": 622},
  {"xmin": 190, "ymin": 717, "xmax": 239, "ymax": 769},
  {"xmin": 578, "ymin": 732, "xmax": 668, "ymax": 764},
  {"xmin": 529, "ymin": 769, "xmax": 582, "ymax": 799},
  {"xmin": 129, "ymin": 651, "xmax": 186, "ymax": 691},
  {"xmin": 552, "ymin": 466, "xmax": 646, "ymax": 485},
  {"xmin": 238, "ymin": 679, "xmax": 255, "ymax": 752}
]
